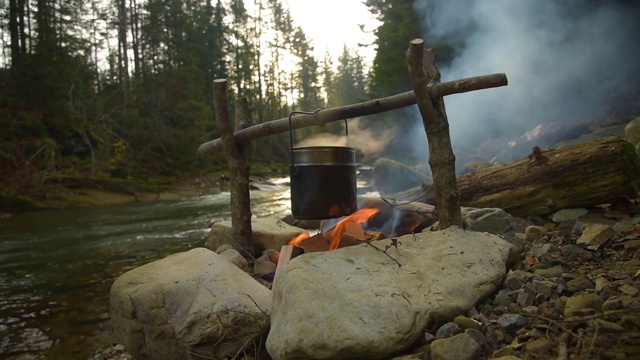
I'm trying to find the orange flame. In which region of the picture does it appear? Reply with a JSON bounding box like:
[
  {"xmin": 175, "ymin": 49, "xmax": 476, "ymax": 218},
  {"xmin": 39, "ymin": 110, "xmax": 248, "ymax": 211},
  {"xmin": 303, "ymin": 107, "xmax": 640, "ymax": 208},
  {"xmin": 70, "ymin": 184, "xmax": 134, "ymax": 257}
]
[
  {"xmin": 289, "ymin": 232, "xmax": 310, "ymax": 246},
  {"xmin": 328, "ymin": 208, "xmax": 380, "ymax": 250}
]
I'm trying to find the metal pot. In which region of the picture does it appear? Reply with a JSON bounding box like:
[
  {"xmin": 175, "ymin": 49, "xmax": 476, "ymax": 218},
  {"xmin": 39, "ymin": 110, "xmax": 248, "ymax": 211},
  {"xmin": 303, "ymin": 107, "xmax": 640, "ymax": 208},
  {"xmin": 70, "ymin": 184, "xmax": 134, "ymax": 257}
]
[{"xmin": 289, "ymin": 111, "xmax": 357, "ymax": 220}]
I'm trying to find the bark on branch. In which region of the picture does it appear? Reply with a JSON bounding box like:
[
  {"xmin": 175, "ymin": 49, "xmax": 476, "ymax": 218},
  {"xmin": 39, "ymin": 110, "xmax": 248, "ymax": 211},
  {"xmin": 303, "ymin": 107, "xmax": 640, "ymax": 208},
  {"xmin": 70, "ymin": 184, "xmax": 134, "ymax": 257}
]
[
  {"xmin": 198, "ymin": 73, "xmax": 508, "ymax": 156},
  {"xmin": 214, "ymin": 79, "xmax": 253, "ymax": 259},
  {"xmin": 407, "ymin": 38, "xmax": 462, "ymax": 229}
]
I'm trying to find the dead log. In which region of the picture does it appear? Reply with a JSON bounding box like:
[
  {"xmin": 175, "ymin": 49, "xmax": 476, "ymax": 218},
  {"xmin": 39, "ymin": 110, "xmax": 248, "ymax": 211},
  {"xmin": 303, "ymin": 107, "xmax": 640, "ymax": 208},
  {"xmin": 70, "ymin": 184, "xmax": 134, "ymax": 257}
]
[
  {"xmin": 197, "ymin": 73, "xmax": 507, "ymax": 156},
  {"xmin": 386, "ymin": 136, "xmax": 640, "ymax": 217}
]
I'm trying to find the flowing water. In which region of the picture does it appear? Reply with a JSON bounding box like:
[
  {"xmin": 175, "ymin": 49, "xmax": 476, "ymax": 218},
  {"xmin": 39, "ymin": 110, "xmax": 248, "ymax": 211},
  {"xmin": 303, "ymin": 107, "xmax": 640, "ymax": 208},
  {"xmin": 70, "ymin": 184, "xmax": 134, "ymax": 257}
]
[{"xmin": 0, "ymin": 179, "xmax": 292, "ymax": 360}]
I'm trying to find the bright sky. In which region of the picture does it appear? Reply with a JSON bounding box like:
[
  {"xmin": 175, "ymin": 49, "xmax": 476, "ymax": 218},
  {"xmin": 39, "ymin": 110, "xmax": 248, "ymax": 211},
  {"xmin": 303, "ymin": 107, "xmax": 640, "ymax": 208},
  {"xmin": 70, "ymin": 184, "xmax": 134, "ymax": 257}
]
[{"xmin": 285, "ymin": 0, "xmax": 379, "ymax": 67}]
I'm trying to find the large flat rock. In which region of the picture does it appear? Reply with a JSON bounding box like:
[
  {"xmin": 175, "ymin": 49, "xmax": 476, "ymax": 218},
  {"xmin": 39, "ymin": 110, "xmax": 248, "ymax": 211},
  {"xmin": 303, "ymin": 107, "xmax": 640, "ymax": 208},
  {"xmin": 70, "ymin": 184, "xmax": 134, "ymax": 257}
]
[{"xmin": 266, "ymin": 227, "xmax": 518, "ymax": 359}]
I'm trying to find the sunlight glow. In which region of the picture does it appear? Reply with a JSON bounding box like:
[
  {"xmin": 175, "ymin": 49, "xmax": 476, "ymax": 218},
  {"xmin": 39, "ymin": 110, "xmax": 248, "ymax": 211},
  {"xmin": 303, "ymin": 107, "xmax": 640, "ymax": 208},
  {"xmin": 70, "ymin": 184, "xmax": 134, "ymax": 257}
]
[{"xmin": 285, "ymin": 0, "xmax": 379, "ymax": 67}]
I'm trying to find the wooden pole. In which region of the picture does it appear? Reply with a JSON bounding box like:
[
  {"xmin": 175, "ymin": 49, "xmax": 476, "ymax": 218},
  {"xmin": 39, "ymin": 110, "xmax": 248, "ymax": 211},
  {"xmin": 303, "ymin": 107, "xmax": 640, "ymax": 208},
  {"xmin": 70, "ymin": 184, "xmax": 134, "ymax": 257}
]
[
  {"xmin": 213, "ymin": 79, "xmax": 254, "ymax": 259},
  {"xmin": 406, "ymin": 39, "xmax": 462, "ymax": 229},
  {"xmin": 197, "ymin": 73, "xmax": 508, "ymax": 156}
]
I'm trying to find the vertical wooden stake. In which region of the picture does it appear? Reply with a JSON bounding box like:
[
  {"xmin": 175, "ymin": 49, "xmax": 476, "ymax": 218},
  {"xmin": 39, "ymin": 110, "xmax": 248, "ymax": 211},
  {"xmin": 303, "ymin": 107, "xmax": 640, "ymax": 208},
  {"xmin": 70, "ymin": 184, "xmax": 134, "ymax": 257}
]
[
  {"xmin": 213, "ymin": 79, "xmax": 254, "ymax": 259},
  {"xmin": 406, "ymin": 39, "xmax": 463, "ymax": 229}
]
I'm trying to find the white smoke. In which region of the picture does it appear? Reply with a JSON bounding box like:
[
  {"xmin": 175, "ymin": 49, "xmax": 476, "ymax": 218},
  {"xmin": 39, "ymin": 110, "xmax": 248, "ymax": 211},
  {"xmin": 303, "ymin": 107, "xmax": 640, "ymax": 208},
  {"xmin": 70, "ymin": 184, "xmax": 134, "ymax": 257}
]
[
  {"xmin": 412, "ymin": 0, "xmax": 640, "ymax": 161},
  {"xmin": 295, "ymin": 118, "xmax": 395, "ymax": 161}
]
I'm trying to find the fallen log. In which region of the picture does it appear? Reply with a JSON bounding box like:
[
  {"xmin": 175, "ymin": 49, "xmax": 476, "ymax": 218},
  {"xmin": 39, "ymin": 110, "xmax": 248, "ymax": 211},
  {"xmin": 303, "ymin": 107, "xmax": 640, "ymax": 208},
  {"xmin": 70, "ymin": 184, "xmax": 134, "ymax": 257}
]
[{"xmin": 385, "ymin": 136, "xmax": 640, "ymax": 217}]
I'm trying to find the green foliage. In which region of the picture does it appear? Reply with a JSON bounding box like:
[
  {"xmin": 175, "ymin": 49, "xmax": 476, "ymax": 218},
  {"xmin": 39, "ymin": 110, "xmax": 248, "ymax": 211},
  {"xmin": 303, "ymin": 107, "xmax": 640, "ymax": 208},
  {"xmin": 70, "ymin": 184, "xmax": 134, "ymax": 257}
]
[
  {"xmin": 365, "ymin": 0, "xmax": 422, "ymax": 98},
  {"xmin": 0, "ymin": 0, "xmax": 432, "ymax": 194}
]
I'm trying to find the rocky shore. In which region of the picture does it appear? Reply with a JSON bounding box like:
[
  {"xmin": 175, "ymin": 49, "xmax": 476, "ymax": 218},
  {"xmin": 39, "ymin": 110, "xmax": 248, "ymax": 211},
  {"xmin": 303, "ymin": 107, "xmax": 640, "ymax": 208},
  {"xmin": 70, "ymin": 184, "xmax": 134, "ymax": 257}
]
[{"xmin": 96, "ymin": 200, "xmax": 640, "ymax": 360}]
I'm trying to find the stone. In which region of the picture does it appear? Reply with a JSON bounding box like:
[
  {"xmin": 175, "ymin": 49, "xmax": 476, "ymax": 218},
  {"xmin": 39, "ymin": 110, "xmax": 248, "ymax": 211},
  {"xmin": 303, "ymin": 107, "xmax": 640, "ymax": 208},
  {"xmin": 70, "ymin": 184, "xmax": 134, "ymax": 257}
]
[
  {"xmin": 508, "ymin": 303, "xmax": 522, "ymax": 314},
  {"xmin": 497, "ymin": 314, "xmax": 526, "ymax": 333},
  {"xmin": 595, "ymin": 276, "xmax": 612, "ymax": 293},
  {"xmin": 454, "ymin": 315, "xmax": 483, "ymax": 332},
  {"xmin": 530, "ymin": 243, "xmax": 551, "ymax": 258},
  {"xmin": 491, "ymin": 346, "xmax": 515, "ymax": 358},
  {"xmin": 576, "ymin": 223, "xmax": 615, "ymax": 247},
  {"xmin": 430, "ymin": 333, "xmax": 482, "ymax": 360},
  {"xmin": 623, "ymin": 240, "xmax": 640, "ymax": 253},
  {"xmin": 564, "ymin": 293, "xmax": 603, "ymax": 317},
  {"xmin": 532, "ymin": 279, "xmax": 555, "ymax": 299},
  {"xmin": 524, "ymin": 337, "xmax": 553, "ymax": 354},
  {"xmin": 215, "ymin": 244, "xmax": 234, "ymax": 254},
  {"xmin": 619, "ymin": 284, "xmax": 640, "ymax": 297},
  {"xmin": 561, "ymin": 244, "xmax": 594, "ymax": 262},
  {"xmin": 253, "ymin": 253, "xmax": 276, "ymax": 278},
  {"xmin": 436, "ymin": 322, "xmax": 461, "ymax": 339},
  {"xmin": 266, "ymin": 227, "xmax": 517, "ymax": 359},
  {"xmin": 462, "ymin": 207, "xmax": 516, "ymax": 235},
  {"xmin": 534, "ymin": 265, "xmax": 564, "ymax": 279},
  {"xmin": 566, "ymin": 276, "xmax": 595, "ymax": 293},
  {"xmin": 110, "ymin": 248, "xmax": 272, "ymax": 360},
  {"xmin": 524, "ymin": 226, "xmax": 547, "ymax": 243},
  {"xmin": 516, "ymin": 290, "xmax": 535, "ymax": 308},
  {"xmin": 207, "ymin": 217, "xmax": 306, "ymax": 256},
  {"xmin": 464, "ymin": 328, "xmax": 486, "ymax": 347},
  {"xmin": 219, "ymin": 248, "xmax": 249, "ymax": 271},
  {"xmin": 550, "ymin": 208, "xmax": 589, "ymax": 223}
]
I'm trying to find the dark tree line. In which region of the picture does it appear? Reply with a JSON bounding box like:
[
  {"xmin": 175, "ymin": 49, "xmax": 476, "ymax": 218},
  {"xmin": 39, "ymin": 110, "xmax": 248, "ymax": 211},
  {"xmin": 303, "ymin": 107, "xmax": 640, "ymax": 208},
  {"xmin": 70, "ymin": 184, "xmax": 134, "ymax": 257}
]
[{"xmin": 0, "ymin": 0, "xmax": 418, "ymax": 194}]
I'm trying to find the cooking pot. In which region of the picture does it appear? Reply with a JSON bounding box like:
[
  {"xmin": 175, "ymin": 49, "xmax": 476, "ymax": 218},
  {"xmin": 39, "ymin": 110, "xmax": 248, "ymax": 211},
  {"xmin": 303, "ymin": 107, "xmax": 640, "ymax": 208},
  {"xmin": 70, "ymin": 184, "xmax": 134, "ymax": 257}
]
[{"xmin": 289, "ymin": 111, "xmax": 358, "ymax": 220}]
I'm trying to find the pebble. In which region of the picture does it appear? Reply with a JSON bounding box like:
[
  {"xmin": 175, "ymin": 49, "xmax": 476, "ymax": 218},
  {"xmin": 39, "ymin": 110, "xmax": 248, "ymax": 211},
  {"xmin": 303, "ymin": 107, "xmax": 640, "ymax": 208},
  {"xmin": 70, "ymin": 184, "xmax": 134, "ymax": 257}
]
[
  {"xmin": 497, "ymin": 314, "xmax": 526, "ymax": 333},
  {"xmin": 524, "ymin": 225, "xmax": 547, "ymax": 242},
  {"xmin": 564, "ymin": 293, "xmax": 603, "ymax": 317},
  {"xmin": 566, "ymin": 276, "xmax": 595, "ymax": 293},
  {"xmin": 524, "ymin": 337, "xmax": 553, "ymax": 354},
  {"xmin": 619, "ymin": 284, "xmax": 640, "ymax": 297},
  {"xmin": 436, "ymin": 322, "xmax": 461, "ymax": 339},
  {"xmin": 219, "ymin": 248, "xmax": 249, "ymax": 271},
  {"xmin": 595, "ymin": 276, "xmax": 612, "ymax": 293},
  {"xmin": 533, "ymin": 265, "xmax": 564, "ymax": 278},
  {"xmin": 550, "ymin": 208, "xmax": 588, "ymax": 223},
  {"xmin": 602, "ymin": 296, "xmax": 624, "ymax": 311},
  {"xmin": 453, "ymin": 315, "xmax": 483, "ymax": 332},
  {"xmin": 576, "ymin": 223, "xmax": 615, "ymax": 247},
  {"xmin": 253, "ymin": 253, "xmax": 276, "ymax": 277},
  {"xmin": 430, "ymin": 333, "xmax": 482, "ymax": 360}
]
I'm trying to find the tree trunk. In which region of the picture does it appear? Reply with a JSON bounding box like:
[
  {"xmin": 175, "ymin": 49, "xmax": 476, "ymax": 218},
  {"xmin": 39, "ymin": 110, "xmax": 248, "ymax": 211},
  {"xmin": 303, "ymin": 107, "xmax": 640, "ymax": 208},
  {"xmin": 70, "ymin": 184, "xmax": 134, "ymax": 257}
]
[
  {"xmin": 388, "ymin": 136, "xmax": 640, "ymax": 218},
  {"xmin": 406, "ymin": 38, "xmax": 462, "ymax": 229}
]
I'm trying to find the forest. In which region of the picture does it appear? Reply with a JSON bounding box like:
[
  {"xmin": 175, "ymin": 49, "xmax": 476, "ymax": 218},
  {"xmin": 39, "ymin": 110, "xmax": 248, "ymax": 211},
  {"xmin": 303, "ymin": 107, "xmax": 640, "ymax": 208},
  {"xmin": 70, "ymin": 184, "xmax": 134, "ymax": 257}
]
[
  {"xmin": 0, "ymin": 0, "xmax": 427, "ymax": 208},
  {"xmin": 2, "ymin": 0, "xmax": 639, "ymax": 210}
]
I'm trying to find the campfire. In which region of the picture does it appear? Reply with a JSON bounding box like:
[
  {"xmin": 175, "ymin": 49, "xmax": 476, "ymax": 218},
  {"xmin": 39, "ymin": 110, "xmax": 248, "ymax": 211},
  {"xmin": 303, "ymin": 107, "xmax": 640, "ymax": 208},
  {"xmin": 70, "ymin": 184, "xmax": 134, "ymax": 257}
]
[
  {"xmin": 273, "ymin": 197, "xmax": 438, "ymax": 285},
  {"xmin": 289, "ymin": 208, "xmax": 381, "ymax": 251}
]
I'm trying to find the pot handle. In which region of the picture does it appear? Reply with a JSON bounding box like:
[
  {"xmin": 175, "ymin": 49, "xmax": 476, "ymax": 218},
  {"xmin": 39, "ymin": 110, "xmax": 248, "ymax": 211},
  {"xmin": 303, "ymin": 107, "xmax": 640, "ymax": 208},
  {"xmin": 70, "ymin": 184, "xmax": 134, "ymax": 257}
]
[{"xmin": 288, "ymin": 109, "xmax": 321, "ymax": 169}]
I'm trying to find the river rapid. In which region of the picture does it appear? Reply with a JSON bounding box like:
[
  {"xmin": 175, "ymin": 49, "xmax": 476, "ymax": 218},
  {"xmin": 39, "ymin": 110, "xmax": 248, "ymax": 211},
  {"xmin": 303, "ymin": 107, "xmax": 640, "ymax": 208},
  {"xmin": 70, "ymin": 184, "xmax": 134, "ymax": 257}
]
[{"xmin": 0, "ymin": 179, "xmax": 292, "ymax": 360}]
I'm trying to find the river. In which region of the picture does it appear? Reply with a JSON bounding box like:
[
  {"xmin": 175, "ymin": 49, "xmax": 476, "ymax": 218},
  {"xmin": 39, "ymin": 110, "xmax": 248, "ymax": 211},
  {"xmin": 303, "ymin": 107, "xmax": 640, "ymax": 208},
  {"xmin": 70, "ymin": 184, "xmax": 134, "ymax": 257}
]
[{"xmin": 0, "ymin": 178, "xmax": 292, "ymax": 360}]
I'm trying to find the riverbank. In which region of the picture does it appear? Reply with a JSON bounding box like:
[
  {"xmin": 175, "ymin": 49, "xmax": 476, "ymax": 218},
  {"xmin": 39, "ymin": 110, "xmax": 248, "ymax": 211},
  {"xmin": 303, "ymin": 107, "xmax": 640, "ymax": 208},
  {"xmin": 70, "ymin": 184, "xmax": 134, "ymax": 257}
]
[{"xmin": 0, "ymin": 166, "xmax": 288, "ymax": 215}]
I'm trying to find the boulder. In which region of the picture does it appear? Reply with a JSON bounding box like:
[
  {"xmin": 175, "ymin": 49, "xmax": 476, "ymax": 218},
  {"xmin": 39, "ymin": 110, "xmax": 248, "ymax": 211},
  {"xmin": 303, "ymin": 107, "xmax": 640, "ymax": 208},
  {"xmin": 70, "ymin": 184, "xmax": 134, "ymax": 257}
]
[
  {"xmin": 207, "ymin": 217, "xmax": 306, "ymax": 255},
  {"xmin": 266, "ymin": 227, "xmax": 517, "ymax": 359},
  {"xmin": 110, "ymin": 248, "xmax": 272, "ymax": 360},
  {"xmin": 462, "ymin": 207, "xmax": 516, "ymax": 234}
]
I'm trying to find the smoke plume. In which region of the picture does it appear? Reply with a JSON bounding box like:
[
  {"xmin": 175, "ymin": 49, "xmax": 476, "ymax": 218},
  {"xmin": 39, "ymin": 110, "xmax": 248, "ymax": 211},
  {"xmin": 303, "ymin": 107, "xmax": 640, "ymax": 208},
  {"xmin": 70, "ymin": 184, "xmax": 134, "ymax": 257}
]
[{"xmin": 412, "ymin": 0, "xmax": 640, "ymax": 164}]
